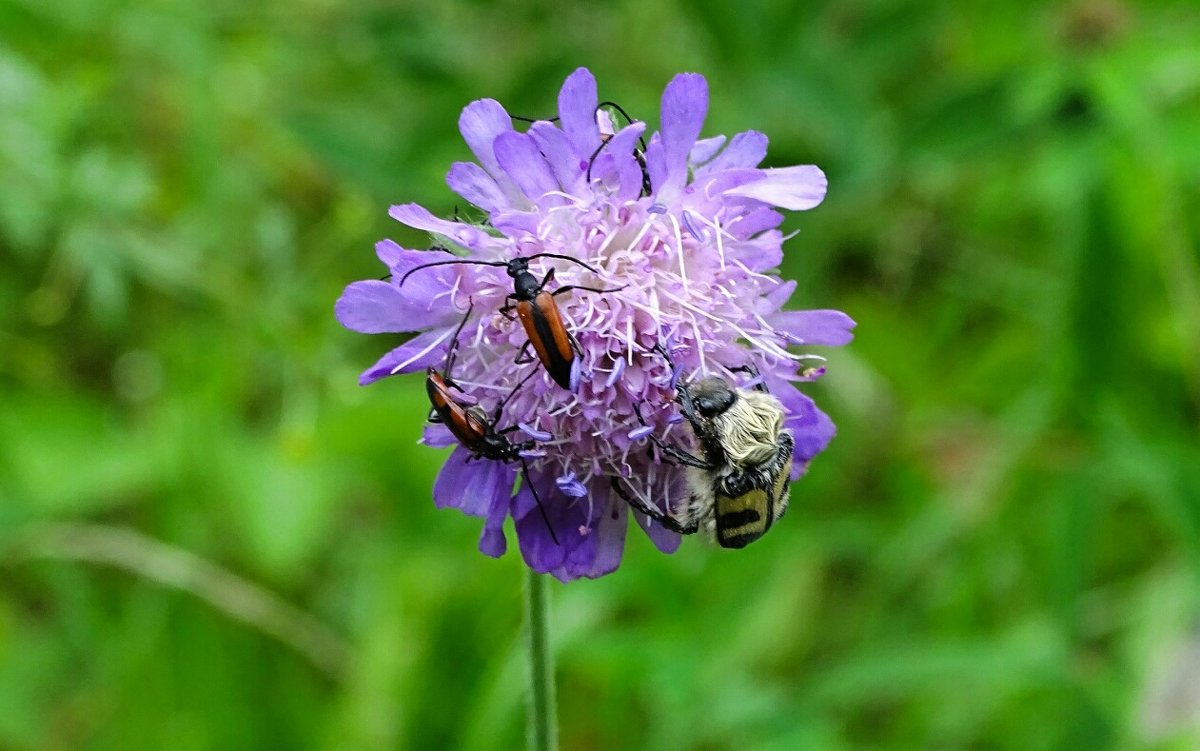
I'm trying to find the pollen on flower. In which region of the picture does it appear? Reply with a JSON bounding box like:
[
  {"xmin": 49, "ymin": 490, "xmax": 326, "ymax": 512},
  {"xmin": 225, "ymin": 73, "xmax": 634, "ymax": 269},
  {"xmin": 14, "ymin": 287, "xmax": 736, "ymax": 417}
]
[{"xmin": 335, "ymin": 67, "xmax": 855, "ymax": 581}]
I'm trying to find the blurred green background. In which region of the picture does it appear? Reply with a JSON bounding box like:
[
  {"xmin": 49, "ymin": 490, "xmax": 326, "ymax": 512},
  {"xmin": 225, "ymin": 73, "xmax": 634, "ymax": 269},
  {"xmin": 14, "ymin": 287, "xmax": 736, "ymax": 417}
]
[{"xmin": 2, "ymin": 0, "xmax": 1199, "ymax": 748}]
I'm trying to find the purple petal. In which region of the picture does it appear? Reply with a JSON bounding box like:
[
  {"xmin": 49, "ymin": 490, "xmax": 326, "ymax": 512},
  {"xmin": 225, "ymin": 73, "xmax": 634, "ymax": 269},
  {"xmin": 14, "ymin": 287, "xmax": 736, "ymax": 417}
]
[
  {"xmin": 688, "ymin": 135, "xmax": 727, "ymax": 167},
  {"xmin": 458, "ymin": 98, "xmax": 513, "ymax": 181},
  {"xmin": 767, "ymin": 380, "xmax": 836, "ymax": 470},
  {"xmin": 513, "ymin": 477, "xmax": 570, "ymax": 573},
  {"xmin": 701, "ymin": 130, "xmax": 769, "ymax": 173},
  {"xmin": 479, "ymin": 488, "xmax": 511, "ymax": 557},
  {"xmin": 657, "ymin": 73, "xmax": 708, "ymax": 200},
  {"xmin": 490, "ymin": 210, "xmax": 541, "ymax": 238},
  {"xmin": 725, "ymin": 207, "xmax": 784, "ymax": 240},
  {"xmin": 336, "ymin": 281, "xmax": 414, "ymax": 334},
  {"xmin": 723, "ymin": 165, "xmax": 828, "ymax": 211},
  {"xmin": 554, "ymin": 483, "xmax": 627, "ymax": 581},
  {"xmin": 358, "ymin": 328, "xmax": 454, "ymax": 385},
  {"xmin": 643, "ymin": 133, "xmax": 666, "ymax": 201},
  {"xmin": 581, "ymin": 489, "xmax": 627, "ymax": 578},
  {"xmin": 422, "ymin": 422, "xmax": 456, "ymax": 448},
  {"xmin": 388, "ymin": 204, "xmax": 498, "ymax": 251},
  {"xmin": 446, "ymin": 162, "xmax": 508, "ymax": 213},
  {"xmin": 695, "ymin": 167, "xmax": 763, "ymax": 197},
  {"xmin": 493, "ymin": 131, "xmax": 558, "ymax": 202},
  {"xmin": 557, "ymin": 67, "xmax": 600, "ymax": 160},
  {"xmin": 587, "ymin": 122, "xmax": 647, "ymax": 201},
  {"xmin": 790, "ymin": 403, "xmax": 835, "ymax": 474},
  {"xmin": 335, "ymin": 277, "xmax": 459, "ymax": 334},
  {"xmin": 770, "ymin": 309, "xmax": 856, "ymax": 346},
  {"xmin": 529, "ymin": 121, "xmax": 584, "ymax": 194},
  {"xmin": 375, "ymin": 239, "xmax": 405, "ymax": 270},
  {"xmin": 758, "ymin": 279, "xmax": 797, "ymax": 314},
  {"xmin": 374, "ymin": 240, "xmax": 457, "ymax": 284},
  {"xmin": 729, "ymin": 231, "xmax": 783, "ymax": 272},
  {"xmin": 433, "ymin": 447, "xmax": 515, "ymax": 517}
]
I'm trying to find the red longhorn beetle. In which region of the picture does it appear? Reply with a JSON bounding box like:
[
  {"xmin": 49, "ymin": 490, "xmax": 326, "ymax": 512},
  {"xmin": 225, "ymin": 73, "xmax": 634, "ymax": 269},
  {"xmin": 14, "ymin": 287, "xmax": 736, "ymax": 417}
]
[
  {"xmin": 401, "ymin": 253, "xmax": 620, "ymax": 391},
  {"xmin": 425, "ymin": 302, "xmax": 559, "ymax": 544}
]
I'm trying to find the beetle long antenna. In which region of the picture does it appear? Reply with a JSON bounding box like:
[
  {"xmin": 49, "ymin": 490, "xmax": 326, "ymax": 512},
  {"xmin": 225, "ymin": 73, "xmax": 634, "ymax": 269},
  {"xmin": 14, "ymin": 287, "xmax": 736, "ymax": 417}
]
[
  {"xmin": 521, "ymin": 459, "xmax": 560, "ymax": 546},
  {"xmin": 442, "ymin": 299, "xmax": 475, "ymax": 379},
  {"xmin": 510, "ymin": 113, "xmax": 560, "ymax": 124},
  {"xmin": 398, "ymin": 259, "xmax": 509, "ymax": 288},
  {"xmin": 494, "ymin": 366, "xmax": 540, "ymax": 423},
  {"xmin": 523, "ymin": 252, "xmax": 601, "ymax": 275},
  {"xmin": 596, "ymin": 100, "xmax": 649, "ymax": 152}
]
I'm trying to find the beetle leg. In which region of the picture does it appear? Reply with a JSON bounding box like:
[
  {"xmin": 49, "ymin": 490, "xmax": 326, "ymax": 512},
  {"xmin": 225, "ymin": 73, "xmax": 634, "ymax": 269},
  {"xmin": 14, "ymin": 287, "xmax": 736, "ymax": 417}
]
[
  {"xmin": 672, "ymin": 383, "xmax": 710, "ymax": 439},
  {"xmin": 514, "ymin": 340, "xmax": 536, "ymax": 364},
  {"xmin": 730, "ymin": 362, "xmax": 768, "ymax": 393},
  {"xmin": 532, "ymin": 267, "xmax": 557, "ymax": 296},
  {"xmin": 655, "ymin": 442, "xmax": 713, "ymax": 470},
  {"xmin": 609, "ymin": 478, "xmax": 696, "ymax": 535},
  {"xmin": 499, "ymin": 294, "xmax": 519, "ymax": 320},
  {"xmin": 521, "ymin": 459, "xmax": 560, "ymax": 546},
  {"xmin": 631, "ymin": 402, "xmax": 713, "ymax": 470}
]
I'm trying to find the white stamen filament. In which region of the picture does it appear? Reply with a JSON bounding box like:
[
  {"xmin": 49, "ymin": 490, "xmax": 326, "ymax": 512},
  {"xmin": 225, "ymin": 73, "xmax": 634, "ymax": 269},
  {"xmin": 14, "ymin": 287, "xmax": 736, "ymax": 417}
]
[
  {"xmin": 390, "ymin": 327, "xmax": 454, "ymax": 374},
  {"xmin": 667, "ymin": 213, "xmax": 688, "ymax": 290}
]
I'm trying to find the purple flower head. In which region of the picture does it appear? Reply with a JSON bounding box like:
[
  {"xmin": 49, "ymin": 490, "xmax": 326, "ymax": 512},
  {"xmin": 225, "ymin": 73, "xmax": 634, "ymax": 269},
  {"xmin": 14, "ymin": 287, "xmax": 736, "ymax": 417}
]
[{"xmin": 336, "ymin": 68, "xmax": 854, "ymax": 581}]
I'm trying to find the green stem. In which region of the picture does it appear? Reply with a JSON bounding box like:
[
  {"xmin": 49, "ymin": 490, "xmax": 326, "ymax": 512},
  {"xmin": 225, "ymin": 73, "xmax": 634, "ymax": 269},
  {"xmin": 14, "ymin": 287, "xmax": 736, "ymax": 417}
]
[{"xmin": 524, "ymin": 568, "xmax": 557, "ymax": 751}]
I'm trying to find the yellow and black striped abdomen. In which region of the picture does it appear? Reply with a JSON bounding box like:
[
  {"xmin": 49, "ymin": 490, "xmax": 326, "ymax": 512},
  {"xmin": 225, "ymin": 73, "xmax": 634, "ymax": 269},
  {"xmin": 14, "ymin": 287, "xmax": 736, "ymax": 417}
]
[{"xmin": 714, "ymin": 489, "xmax": 771, "ymax": 548}]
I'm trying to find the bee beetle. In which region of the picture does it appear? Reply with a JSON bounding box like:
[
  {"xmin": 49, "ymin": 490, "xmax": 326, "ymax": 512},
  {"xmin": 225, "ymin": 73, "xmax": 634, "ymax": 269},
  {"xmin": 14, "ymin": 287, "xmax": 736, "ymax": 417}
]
[
  {"xmin": 401, "ymin": 253, "xmax": 620, "ymax": 391},
  {"xmin": 612, "ymin": 346, "xmax": 794, "ymax": 548},
  {"xmin": 424, "ymin": 302, "xmax": 559, "ymax": 544}
]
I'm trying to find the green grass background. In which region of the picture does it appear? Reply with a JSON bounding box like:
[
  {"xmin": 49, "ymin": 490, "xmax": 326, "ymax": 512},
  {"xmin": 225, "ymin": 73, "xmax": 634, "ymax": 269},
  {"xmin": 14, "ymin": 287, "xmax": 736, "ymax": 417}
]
[{"xmin": 2, "ymin": 0, "xmax": 1199, "ymax": 748}]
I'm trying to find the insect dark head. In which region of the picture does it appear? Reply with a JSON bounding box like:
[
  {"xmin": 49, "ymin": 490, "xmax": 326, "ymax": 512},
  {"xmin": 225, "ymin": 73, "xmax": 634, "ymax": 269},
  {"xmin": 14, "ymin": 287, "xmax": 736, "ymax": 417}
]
[{"xmin": 685, "ymin": 377, "xmax": 739, "ymax": 418}]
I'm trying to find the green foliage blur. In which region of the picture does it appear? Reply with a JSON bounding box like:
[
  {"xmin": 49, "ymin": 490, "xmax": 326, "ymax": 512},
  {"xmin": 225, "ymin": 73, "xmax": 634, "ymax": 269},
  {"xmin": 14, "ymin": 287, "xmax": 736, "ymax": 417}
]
[{"xmin": 2, "ymin": 0, "xmax": 1199, "ymax": 748}]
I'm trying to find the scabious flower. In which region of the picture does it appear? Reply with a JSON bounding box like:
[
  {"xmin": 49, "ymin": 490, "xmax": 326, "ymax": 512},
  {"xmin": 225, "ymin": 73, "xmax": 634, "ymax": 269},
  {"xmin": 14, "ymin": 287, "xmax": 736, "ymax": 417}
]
[{"xmin": 336, "ymin": 68, "xmax": 854, "ymax": 581}]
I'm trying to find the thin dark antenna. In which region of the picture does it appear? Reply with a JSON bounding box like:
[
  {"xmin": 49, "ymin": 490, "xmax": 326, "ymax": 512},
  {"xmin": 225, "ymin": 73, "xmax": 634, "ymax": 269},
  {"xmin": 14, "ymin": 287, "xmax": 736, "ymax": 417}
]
[
  {"xmin": 596, "ymin": 100, "xmax": 649, "ymax": 152},
  {"xmin": 400, "ymin": 253, "xmax": 602, "ymax": 288},
  {"xmin": 510, "ymin": 113, "xmax": 560, "ymax": 124},
  {"xmin": 442, "ymin": 299, "xmax": 475, "ymax": 379},
  {"xmin": 521, "ymin": 252, "xmax": 601, "ymax": 274},
  {"xmin": 398, "ymin": 259, "xmax": 508, "ymax": 287}
]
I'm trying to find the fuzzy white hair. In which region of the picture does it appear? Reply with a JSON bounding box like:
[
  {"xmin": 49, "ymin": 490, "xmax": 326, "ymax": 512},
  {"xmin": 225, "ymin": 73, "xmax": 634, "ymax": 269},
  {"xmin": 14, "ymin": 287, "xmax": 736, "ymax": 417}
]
[{"xmin": 711, "ymin": 391, "xmax": 785, "ymax": 468}]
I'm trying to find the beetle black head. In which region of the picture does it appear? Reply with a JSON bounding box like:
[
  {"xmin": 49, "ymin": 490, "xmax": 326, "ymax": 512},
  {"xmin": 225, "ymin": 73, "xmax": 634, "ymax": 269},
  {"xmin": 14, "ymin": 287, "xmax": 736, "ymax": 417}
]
[{"xmin": 685, "ymin": 377, "xmax": 739, "ymax": 418}]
